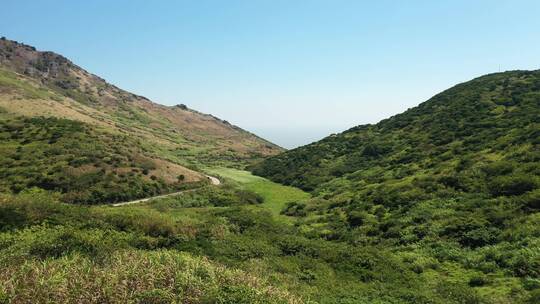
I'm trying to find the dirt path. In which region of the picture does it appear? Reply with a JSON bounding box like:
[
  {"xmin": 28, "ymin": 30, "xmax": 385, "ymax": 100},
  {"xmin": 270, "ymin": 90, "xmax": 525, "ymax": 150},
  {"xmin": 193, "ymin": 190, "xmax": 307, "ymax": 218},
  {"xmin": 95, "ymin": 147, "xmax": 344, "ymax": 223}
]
[{"xmin": 112, "ymin": 175, "xmax": 220, "ymax": 207}]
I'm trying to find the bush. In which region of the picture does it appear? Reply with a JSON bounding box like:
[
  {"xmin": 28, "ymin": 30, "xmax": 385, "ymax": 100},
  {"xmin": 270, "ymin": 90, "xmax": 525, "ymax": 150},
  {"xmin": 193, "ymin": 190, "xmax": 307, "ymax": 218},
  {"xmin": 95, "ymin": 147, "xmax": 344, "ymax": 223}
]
[
  {"xmin": 489, "ymin": 174, "xmax": 537, "ymax": 196},
  {"xmin": 281, "ymin": 201, "xmax": 307, "ymax": 217},
  {"xmin": 523, "ymin": 278, "xmax": 540, "ymax": 291},
  {"xmin": 523, "ymin": 189, "xmax": 540, "ymax": 209},
  {"xmin": 528, "ymin": 289, "xmax": 540, "ymax": 304},
  {"xmin": 435, "ymin": 281, "xmax": 483, "ymax": 304},
  {"xmin": 0, "ymin": 290, "xmax": 9, "ymax": 304},
  {"xmin": 235, "ymin": 190, "xmax": 264, "ymax": 205},
  {"xmin": 468, "ymin": 275, "xmax": 487, "ymax": 287},
  {"xmin": 347, "ymin": 211, "xmax": 368, "ymax": 228},
  {"xmin": 482, "ymin": 161, "xmax": 514, "ymax": 176}
]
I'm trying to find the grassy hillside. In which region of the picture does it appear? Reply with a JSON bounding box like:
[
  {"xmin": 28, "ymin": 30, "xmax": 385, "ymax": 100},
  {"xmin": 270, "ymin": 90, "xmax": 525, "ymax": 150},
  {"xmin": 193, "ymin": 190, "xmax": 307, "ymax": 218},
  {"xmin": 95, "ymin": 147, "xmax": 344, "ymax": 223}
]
[
  {"xmin": 0, "ymin": 38, "xmax": 282, "ymax": 169},
  {"xmin": 253, "ymin": 70, "xmax": 539, "ymax": 196},
  {"xmin": 0, "ymin": 38, "xmax": 282, "ymax": 204},
  {"xmin": 252, "ymin": 70, "xmax": 540, "ymax": 303},
  {"xmin": 0, "ymin": 114, "xmax": 206, "ymax": 204},
  {"xmin": 2, "ymin": 37, "xmax": 540, "ymax": 303}
]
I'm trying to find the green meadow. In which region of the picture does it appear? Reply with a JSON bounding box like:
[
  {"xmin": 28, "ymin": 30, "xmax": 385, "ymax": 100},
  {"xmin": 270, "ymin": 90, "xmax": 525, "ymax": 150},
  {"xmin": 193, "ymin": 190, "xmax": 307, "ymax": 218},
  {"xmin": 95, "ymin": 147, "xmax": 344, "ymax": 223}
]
[{"xmin": 207, "ymin": 167, "xmax": 311, "ymax": 217}]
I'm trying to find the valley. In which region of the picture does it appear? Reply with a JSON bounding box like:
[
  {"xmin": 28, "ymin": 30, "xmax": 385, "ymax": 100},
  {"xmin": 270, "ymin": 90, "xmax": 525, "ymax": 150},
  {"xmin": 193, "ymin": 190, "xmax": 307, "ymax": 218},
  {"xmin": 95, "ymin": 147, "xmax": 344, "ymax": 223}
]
[{"xmin": 0, "ymin": 38, "xmax": 538, "ymax": 304}]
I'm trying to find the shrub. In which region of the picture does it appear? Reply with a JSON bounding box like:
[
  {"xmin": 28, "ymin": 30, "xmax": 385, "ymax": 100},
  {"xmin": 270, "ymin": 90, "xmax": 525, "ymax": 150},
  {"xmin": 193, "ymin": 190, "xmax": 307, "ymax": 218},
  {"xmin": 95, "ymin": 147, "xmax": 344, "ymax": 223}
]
[
  {"xmin": 134, "ymin": 289, "xmax": 175, "ymax": 304},
  {"xmin": 468, "ymin": 275, "xmax": 487, "ymax": 287},
  {"xmin": 528, "ymin": 289, "xmax": 540, "ymax": 304},
  {"xmin": 435, "ymin": 281, "xmax": 483, "ymax": 304},
  {"xmin": 523, "ymin": 278, "xmax": 540, "ymax": 291},
  {"xmin": 347, "ymin": 211, "xmax": 368, "ymax": 228},
  {"xmin": 523, "ymin": 189, "xmax": 540, "ymax": 209},
  {"xmin": 489, "ymin": 174, "xmax": 536, "ymax": 196},
  {"xmin": 482, "ymin": 161, "xmax": 515, "ymax": 176},
  {"xmin": 281, "ymin": 201, "xmax": 307, "ymax": 217},
  {"xmin": 235, "ymin": 190, "xmax": 264, "ymax": 205}
]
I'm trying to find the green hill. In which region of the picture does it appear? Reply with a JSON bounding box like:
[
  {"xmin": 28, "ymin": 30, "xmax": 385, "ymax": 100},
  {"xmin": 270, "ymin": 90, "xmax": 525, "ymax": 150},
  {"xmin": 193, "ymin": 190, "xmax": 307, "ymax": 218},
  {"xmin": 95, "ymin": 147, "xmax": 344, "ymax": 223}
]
[
  {"xmin": 252, "ymin": 70, "xmax": 540, "ymax": 302},
  {"xmin": 253, "ymin": 70, "xmax": 539, "ymax": 197},
  {"xmin": 0, "ymin": 38, "xmax": 282, "ymax": 204}
]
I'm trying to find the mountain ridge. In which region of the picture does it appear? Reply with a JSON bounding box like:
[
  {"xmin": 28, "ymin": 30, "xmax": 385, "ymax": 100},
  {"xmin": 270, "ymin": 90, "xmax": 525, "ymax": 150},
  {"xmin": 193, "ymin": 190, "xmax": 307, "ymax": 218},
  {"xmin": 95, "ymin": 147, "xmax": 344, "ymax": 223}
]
[
  {"xmin": 253, "ymin": 69, "xmax": 539, "ymax": 193},
  {"xmin": 0, "ymin": 37, "xmax": 282, "ymax": 167},
  {"xmin": 0, "ymin": 38, "xmax": 282, "ymax": 203}
]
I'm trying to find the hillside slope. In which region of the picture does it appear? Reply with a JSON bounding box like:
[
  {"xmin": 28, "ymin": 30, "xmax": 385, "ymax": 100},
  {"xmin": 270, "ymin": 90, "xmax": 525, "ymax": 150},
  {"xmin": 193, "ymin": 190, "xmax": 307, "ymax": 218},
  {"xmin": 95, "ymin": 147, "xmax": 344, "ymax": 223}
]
[
  {"xmin": 253, "ymin": 70, "xmax": 539, "ymax": 199},
  {"xmin": 252, "ymin": 70, "xmax": 540, "ymax": 303},
  {"xmin": 0, "ymin": 38, "xmax": 282, "ymax": 203},
  {"xmin": 0, "ymin": 38, "xmax": 282, "ymax": 168}
]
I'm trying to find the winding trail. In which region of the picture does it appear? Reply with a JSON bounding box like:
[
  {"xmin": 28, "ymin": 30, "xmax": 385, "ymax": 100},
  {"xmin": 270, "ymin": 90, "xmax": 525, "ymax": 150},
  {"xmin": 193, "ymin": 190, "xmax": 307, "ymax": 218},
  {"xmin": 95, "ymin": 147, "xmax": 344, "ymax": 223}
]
[{"xmin": 112, "ymin": 175, "xmax": 220, "ymax": 207}]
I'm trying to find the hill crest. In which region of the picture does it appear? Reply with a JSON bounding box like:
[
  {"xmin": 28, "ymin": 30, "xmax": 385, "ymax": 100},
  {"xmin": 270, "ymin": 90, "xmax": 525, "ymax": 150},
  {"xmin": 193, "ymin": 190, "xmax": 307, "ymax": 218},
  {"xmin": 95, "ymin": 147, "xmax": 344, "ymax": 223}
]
[
  {"xmin": 0, "ymin": 38, "xmax": 282, "ymax": 203},
  {"xmin": 0, "ymin": 38, "xmax": 283, "ymax": 168}
]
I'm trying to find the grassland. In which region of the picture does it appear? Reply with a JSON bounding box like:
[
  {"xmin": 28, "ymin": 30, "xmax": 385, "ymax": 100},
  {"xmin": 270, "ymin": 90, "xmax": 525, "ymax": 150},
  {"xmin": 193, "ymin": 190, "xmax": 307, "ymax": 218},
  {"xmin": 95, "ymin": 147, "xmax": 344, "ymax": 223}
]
[
  {"xmin": 0, "ymin": 68, "xmax": 55, "ymax": 100},
  {"xmin": 207, "ymin": 168, "xmax": 310, "ymax": 217}
]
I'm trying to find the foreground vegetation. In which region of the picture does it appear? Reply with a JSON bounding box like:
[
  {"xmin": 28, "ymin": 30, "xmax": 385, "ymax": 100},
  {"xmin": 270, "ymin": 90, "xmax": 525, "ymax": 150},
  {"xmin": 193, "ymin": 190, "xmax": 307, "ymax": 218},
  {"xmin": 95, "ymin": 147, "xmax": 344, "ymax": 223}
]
[{"xmin": 4, "ymin": 185, "xmax": 525, "ymax": 303}]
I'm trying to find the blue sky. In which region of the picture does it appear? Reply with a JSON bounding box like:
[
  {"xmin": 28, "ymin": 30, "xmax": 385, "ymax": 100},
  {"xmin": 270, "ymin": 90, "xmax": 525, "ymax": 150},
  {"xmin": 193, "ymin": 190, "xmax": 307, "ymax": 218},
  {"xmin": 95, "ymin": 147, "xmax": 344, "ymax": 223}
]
[{"xmin": 2, "ymin": 1, "xmax": 539, "ymax": 148}]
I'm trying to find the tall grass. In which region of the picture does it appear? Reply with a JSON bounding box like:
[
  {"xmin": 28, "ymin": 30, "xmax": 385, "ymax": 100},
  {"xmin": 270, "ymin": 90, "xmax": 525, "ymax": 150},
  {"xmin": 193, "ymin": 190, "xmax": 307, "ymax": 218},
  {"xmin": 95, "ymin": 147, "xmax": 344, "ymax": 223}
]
[{"xmin": 0, "ymin": 250, "xmax": 300, "ymax": 304}]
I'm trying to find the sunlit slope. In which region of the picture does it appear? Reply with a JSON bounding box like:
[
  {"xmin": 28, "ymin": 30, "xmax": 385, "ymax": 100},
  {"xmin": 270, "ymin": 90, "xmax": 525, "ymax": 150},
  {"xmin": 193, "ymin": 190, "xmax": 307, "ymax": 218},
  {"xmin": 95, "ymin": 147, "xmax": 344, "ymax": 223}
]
[
  {"xmin": 250, "ymin": 70, "xmax": 540, "ymax": 303},
  {"xmin": 0, "ymin": 38, "xmax": 283, "ymax": 203},
  {"xmin": 0, "ymin": 38, "xmax": 283, "ymax": 169},
  {"xmin": 253, "ymin": 70, "xmax": 540, "ymax": 202}
]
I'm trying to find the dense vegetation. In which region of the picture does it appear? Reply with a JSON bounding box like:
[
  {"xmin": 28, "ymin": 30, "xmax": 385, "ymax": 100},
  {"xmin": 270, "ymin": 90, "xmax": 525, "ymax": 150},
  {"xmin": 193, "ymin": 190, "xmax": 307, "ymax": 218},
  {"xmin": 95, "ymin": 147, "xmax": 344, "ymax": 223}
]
[
  {"xmin": 0, "ymin": 191, "xmax": 298, "ymax": 303},
  {"xmin": 253, "ymin": 70, "xmax": 539, "ymax": 195},
  {"xmin": 2, "ymin": 187, "xmax": 513, "ymax": 304},
  {"xmin": 252, "ymin": 70, "xmax": 540, "ymax": 302},
  {"xmin": 0, "ymin": 115, "xmax": 204, "ymax": 204}
]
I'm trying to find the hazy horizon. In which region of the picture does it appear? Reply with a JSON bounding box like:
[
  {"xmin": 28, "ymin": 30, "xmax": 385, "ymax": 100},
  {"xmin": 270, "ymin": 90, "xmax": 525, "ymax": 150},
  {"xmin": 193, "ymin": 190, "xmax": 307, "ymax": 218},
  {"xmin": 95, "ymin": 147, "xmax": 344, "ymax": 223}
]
[{"xmin": 2, "ymin": 0, "xmax": 540, "ymax": 148}]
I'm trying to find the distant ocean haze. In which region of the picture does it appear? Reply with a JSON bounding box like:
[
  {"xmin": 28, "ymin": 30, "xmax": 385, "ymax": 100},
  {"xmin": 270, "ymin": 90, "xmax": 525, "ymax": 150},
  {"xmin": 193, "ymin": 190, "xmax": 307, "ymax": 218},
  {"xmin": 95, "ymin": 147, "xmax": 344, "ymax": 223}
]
[{"xmin": 250, "ymin": 126, "xmax": 346, "ymax": 149}]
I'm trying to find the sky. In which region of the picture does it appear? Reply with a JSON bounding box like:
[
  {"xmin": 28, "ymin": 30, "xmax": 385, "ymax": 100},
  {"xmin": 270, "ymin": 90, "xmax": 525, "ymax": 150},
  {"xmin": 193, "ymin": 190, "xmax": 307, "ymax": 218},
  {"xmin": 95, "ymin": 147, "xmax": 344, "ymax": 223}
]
[{"xmin": 1, "ymin": 1, "xmax": 539, "ymax": 148}]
